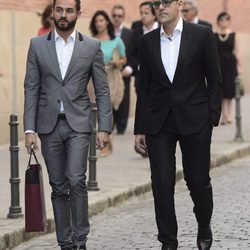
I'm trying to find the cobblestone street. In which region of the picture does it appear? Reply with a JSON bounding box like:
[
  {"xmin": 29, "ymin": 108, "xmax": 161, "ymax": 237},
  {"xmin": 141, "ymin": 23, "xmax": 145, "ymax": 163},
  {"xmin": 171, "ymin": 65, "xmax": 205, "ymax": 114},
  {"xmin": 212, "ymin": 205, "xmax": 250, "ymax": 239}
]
[{"xmin": 13, "ymin": 156, "xmax": 250, "ymax": 250}]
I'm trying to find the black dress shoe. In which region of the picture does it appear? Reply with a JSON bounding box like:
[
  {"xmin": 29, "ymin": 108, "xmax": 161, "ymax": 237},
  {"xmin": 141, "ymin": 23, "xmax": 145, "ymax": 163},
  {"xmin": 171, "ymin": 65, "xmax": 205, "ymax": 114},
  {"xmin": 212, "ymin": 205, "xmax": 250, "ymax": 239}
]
[
  {"xmin": 162, "ymin": 245, "xmax": 177, "ymax": 250},
  {"xmin": 197, "ymin": 225, "xmax": 213, "ymax": 250},
  {"xmin": 72, "ymin": 245, "xmax": 86, "ymax": 250}
]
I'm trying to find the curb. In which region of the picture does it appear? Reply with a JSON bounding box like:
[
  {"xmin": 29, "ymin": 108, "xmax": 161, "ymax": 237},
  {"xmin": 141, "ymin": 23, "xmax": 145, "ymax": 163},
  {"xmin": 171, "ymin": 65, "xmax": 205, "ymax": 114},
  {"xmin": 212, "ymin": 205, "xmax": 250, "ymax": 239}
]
[{"xmin": 1, "ymin": 144, "xmax": 250, "ymax": 249}]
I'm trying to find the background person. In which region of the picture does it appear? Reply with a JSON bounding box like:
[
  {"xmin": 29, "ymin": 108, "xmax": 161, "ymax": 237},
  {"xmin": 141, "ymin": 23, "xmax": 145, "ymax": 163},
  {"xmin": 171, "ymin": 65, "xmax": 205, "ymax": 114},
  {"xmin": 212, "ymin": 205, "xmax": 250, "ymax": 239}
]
[
  {"xmin": 130, "ymin": 1, "xmax": 158, "ymax": 96},
  {"xmin": 89, "ymin": 10, "xmax": 126, "ymax": 156},
  {"xmin": 214, "ymin": 12, "xmax": 242, "ymax": 125},
  {"xmin": 38, "ymin": 4, "xmax": 54, "ymax": 36},
  {"xmin": 181, "ymin": 0, "xmax": 212, "ymax": 28},
  {"xmin": 111, "ymin": 4, "xmax": 133, "ymax": 135}
]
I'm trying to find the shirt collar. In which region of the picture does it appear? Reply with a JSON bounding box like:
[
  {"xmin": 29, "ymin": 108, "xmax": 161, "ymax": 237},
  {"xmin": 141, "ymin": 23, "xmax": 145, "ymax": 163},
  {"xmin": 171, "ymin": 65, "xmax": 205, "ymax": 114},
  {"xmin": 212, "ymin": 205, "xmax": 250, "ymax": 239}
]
[
  {"xmin": 143, "ymin": 21, "xmax": 159, "ymax": 34},
  {"xmin": 193, "ymin": 16, "xmax": 199, "ymax": 24},
  {"xmin": 54, "ymin": 29, "xmax": 76, "ymax": 42},
  {"xmin": 115, "ymin": 25, "xmax": 123, "ymax": 35},
  {"xmin": 116, "ymin": 24, "xmax": 123, "ymax": 31},
  {"xmin": 160, "ymin": 17, "xmax": 183, "ymax": 38}
]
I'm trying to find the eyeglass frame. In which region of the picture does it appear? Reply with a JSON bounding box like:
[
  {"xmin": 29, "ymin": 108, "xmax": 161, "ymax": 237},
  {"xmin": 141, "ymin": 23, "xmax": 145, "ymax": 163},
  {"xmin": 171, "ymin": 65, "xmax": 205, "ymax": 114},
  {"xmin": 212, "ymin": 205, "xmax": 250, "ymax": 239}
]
[{"xmin": 152, "ymin": 0, "xmax": 178, "ymax": 9}]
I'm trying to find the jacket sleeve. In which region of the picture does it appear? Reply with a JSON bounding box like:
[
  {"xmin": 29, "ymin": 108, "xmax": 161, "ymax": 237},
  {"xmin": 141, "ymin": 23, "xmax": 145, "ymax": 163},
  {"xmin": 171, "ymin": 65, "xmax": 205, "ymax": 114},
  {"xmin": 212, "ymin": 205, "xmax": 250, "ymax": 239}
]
[
  {"xmin": 203, "ymin": 28, "xmax": 223, "ymax": 126},
  {"xmin": 91, "ymin": 41, "xmax": 112, "ymax": 133},
  {"xmin": 23, "ymin": 39, "xmax": 41, "ymax": 132},
  {"xmin": 134, "ymin": 36, "xmax": 150, "ymax": 134}
]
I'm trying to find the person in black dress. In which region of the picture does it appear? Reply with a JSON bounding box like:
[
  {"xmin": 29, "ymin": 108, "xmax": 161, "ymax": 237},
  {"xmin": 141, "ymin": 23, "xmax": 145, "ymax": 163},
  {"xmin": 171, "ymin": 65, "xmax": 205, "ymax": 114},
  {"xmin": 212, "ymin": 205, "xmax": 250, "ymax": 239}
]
[{"xmin": 214, "ymin": 12, "xmax": 242, "ymax": 125}]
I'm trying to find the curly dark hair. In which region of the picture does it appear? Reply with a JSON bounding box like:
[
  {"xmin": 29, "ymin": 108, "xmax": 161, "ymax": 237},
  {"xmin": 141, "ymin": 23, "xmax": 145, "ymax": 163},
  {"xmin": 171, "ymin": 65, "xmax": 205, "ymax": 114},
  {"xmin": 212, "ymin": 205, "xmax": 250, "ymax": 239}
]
[
  {"xmin": 89, "ymin": 10, "xmax": 115, "ymax": 40},
  {"xmin": 53, "ymin": 0, "xmax": 81, "ymax": 12},
  {"xmin": 41, "ymin": 4, "xmax": 53, "ymax": 29}
]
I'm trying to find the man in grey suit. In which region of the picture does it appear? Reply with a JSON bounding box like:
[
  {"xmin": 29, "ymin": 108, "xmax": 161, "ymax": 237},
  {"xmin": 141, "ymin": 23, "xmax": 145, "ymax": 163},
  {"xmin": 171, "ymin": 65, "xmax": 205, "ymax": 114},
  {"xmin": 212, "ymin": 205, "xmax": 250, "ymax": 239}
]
[{"xmin": 24, "ymin": 0, "xmax": 112, "ymax": 249}]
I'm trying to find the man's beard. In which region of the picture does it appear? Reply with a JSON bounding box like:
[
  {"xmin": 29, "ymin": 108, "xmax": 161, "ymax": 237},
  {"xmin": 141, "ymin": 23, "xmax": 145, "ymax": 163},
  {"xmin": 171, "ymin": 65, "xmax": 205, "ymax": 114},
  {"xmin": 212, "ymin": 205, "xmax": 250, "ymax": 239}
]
[{"xmin": 53, "ymin": 17, "xmax": 77, "ymax": 31}]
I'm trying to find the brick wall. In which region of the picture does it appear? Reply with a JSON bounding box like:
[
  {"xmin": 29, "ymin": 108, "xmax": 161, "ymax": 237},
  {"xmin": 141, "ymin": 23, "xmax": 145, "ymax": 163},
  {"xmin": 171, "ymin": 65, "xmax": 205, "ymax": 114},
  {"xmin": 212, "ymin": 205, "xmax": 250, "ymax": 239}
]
[
  {"xmin": 0, "ymin": 0, "xmax": 249, "ymax": 33},
  {"xmin": 197, "ymin": 0, "xmax": 250, "ymax": 33},
  {"xmin": 0, "ymin": 0, "xmax": 249, "ymax": 144}
]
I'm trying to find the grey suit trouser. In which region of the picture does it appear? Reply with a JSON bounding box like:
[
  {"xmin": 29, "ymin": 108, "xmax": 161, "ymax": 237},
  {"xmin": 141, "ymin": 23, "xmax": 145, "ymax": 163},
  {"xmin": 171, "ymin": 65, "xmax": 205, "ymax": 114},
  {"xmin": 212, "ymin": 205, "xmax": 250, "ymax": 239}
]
[{"xmin": 39, "ymin": 116, "xmax": 90, "ymax": 248}]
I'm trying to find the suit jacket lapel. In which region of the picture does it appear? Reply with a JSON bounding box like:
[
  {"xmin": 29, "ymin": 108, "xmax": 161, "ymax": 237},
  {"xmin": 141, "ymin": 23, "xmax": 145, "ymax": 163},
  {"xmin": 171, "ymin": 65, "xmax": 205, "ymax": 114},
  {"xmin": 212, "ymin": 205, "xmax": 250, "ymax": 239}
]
[
  {"xmin": 64, "ymin": 32, "xmax": 83, "ymax": 81},
  {"xmin": 47, "ymin": 32, "xmax": 63, "ymax": 81},
  {"xmin": 152, "ymin": 28, "xmax": 172, "ymax": 84},
  {"xmin": 172, "ymin": 22, "xmax": 191, "ymax": 84}
]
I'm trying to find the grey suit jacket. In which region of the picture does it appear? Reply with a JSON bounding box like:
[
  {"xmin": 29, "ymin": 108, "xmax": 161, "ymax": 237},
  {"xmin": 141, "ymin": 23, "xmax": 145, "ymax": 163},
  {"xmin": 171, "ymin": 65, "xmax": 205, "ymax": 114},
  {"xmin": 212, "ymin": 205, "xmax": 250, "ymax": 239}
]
[{"xmin": 24, "ymin": 31, "xmax": 112, "ymax": 134}]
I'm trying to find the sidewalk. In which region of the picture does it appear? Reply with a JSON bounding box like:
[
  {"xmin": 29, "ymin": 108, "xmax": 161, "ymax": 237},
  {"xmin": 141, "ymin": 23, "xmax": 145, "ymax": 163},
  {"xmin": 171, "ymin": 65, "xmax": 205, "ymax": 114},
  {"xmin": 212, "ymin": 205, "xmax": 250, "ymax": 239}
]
[{"xmin": 1, "ymin": 94, "xmax": 250, "ymax": 249}]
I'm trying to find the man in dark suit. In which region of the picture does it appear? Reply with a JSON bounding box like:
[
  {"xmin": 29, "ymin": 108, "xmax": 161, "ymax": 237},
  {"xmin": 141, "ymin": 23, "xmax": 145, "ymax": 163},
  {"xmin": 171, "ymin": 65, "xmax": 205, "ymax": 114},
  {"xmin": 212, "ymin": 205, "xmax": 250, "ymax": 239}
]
[
  {"xmin": 131, "ymin": 1, "xmax": 158, "ymax": 157},
  {"xmin": 134, "ymin": 0, "xmax": 222, "ymax": 249},
  {"xmin": 130, "ymin": 1, "xmax": 158, "ymax": 95},
  {"xmin": 181, "ymin": 0, "xmax": 212, "ymax": 28},
  {"xmin": 24, "ymin": 0, "xmax": 112, "ymax": 249},
  {"xmin": 111, "ymin": 4, "xmax": 133, "ymax": 134}
]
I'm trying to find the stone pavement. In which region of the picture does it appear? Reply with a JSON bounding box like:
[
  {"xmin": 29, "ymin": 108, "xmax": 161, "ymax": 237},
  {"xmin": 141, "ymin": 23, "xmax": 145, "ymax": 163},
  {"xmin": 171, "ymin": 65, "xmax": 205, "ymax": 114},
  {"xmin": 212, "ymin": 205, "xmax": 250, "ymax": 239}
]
[
  {"xmin": 1, "ymin": 93, "xmax": 250, "ymax": 249},
  {"xmin": 12, "ymin": 156, "xmax": 250, "ymax": 250}
]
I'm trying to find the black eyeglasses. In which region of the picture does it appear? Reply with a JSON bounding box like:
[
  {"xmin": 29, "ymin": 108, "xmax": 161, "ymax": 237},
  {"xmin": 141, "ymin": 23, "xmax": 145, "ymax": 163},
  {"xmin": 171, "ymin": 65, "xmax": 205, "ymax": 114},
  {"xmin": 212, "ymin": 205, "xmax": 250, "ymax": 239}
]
[
  {"xmin": 112, "ymin": 14, "xmax": 123, "ymax": 18},
  {"xmin": 152, "ymin": 0, "xmax": 178, "ymax": 9},
  {"xmin": 181, "ymin": 8, "xmax": 192, "ymax": 13}
]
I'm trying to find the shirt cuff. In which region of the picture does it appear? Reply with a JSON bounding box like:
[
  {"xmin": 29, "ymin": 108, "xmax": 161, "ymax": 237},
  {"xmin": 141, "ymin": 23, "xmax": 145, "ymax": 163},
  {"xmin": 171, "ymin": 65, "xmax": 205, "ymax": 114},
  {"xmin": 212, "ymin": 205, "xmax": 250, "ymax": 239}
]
[{"xmin": 25, "ymin": 130, "xmax": 35, "ymax": 134}]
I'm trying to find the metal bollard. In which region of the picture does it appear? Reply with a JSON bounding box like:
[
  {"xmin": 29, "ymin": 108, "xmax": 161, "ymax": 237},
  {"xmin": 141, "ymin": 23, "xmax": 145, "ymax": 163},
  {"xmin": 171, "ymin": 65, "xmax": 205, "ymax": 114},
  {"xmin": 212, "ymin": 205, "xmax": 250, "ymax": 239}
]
[
  {"xmin": 7, "ymin": 114, "xmax": 23, "ymax": 218},
  {"xmin": 234, "ymin": 77, "xmax": 244, "ymax": 142},
  {"xmin": 87, "ymin": 103, "xmax": 99, "ymax": 191}
]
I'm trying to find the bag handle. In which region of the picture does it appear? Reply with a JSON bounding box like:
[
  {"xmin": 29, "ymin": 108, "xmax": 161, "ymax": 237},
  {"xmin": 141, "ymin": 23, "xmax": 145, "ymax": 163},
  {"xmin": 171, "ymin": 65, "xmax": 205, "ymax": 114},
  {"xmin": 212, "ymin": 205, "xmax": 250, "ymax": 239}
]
[{"xmin": 28, "ymin": 148, "xmax": 39, "ymax": 168}]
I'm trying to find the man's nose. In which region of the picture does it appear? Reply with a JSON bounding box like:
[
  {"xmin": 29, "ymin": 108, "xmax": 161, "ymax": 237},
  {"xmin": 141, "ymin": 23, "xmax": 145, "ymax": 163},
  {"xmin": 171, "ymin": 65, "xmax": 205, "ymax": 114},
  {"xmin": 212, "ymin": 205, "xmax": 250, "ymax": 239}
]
[
  {"xmin": 159, "ymin": 3, "xmax": 165, "ymax": 10},
  {"xmin": 61, "ymin": 10, "xmax": 67, "ymax": 17}
]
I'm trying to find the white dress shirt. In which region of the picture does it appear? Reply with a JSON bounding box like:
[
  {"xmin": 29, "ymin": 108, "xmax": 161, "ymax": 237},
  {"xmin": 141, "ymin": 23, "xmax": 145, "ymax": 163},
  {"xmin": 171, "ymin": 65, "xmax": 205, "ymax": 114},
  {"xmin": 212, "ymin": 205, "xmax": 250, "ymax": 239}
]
[
  {"xmin": 160, "ymin": 18, "xmax": 183, "ymax": 83},
  {"xmin": 193, "ymin": 16, "xmax": 199, "ymax": 24},
  {"xmin": 54, "ymin": 29, "xmax": 76, "ymax": 113},
  {"xmin": 25, "ymin": 30, "xmax": 76, "ymax": 134},
  {"xmin": 115, "ymin": 25, "xmax": 123, "ymax": 38},
  {"xmin": 143, "ymin": 21, "xmax": 159, "ymax": 35}
]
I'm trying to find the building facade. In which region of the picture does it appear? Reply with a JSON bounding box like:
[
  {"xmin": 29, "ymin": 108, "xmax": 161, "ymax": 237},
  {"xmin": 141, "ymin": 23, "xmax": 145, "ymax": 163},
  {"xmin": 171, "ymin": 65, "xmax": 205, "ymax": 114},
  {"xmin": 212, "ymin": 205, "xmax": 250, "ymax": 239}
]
[{"xmin": 0, "ymin": 0, "xmax": 249, "ymax": 144}]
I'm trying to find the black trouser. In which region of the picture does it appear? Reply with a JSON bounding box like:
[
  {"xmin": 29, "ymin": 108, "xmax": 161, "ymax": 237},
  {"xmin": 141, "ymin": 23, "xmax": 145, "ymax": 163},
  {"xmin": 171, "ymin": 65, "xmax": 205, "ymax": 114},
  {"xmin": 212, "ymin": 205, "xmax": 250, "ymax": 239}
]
[
  {"xmin": 113, "ymin": 76, "xmax": 130, "ymax": 133},
  {"xmin": 146, "ymin": 110, "xmax": 213, "ymax": 248}
]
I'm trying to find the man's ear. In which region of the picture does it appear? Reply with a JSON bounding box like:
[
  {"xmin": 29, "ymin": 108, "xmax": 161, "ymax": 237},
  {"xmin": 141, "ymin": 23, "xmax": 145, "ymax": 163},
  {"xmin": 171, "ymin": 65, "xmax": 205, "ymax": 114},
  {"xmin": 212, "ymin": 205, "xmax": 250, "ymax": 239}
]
[
  {"xmin": 77, "ymin": 10, "xmax": 82, "ymax": 18},
  {"xmin": 177, "ymin": 0, "xmax": 184, "ymax": 10}
]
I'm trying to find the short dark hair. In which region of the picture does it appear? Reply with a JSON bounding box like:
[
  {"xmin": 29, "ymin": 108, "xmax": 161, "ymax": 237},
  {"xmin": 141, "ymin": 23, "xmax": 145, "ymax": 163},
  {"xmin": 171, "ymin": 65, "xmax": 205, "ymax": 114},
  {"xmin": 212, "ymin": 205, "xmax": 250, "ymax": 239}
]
[
  {"xmin": 112, "ymin": 4, "xmax": 125, "ymax": 15},
  {"xmin": 41, "ymin": 4, "xmax": 53, "ymax": 28},
  {"xmin": 217, "ymin": 12, "xmax": 231, "ymax": 23},
  {"xmin": 53, "ymin": 0, "xmax": 81, "ymax": 12},
  {"xmin": 89, "ymin": 10, "xmax": 115, "ymax": 40},
  {"xmin": 140, "ymin": 1, "xmax": 155, "ymax": 16}
]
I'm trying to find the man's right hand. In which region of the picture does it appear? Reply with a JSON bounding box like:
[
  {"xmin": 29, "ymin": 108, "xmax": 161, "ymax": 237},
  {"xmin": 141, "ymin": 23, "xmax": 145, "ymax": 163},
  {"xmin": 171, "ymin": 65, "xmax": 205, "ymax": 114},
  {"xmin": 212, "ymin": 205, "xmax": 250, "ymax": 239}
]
[
  {"xmin": 135, "ymin": 134, "xmax": 148, "ymax": 155},
  {"xmin": 25, "ymin": 133, "xmax": 38, "ymax": 154}
]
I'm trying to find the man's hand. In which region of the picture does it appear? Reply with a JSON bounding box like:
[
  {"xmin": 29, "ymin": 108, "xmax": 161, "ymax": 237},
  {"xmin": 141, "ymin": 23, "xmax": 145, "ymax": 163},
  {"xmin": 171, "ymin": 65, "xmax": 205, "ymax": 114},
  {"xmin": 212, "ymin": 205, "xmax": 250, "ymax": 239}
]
[
  {"xmin": 96, "ymin": 132, "xmax": 110, "ymax": 150},
  {"xmin": 135, "ymin": 134, "xmax": 148, "ymax": 155},
  {"xmin": 121, "ymin": 68, "xmax": 131, "ymax": 78},
  {"xmin": 25, "ymin": 133, "xmax": 38, "ymax": 154}
]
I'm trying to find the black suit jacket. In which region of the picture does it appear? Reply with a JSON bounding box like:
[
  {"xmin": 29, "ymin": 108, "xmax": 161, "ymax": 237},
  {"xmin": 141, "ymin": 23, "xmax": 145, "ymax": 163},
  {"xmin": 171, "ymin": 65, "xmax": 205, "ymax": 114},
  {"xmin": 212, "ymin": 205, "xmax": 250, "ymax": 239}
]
[
  {"xmin": 130, "ymin": 27, "xmax": 144, "ymax": 76},
  {"xmin": 131, "ymin": 20, "xmax": 143, "ymax": 30},
  {"xmin": 120, "ymin": 27, "xmax": 133, "ymax": 72},
  {"xmin": 198, "ymin": 19, "xmax": 212, "ymax": 29},
  {"xmin": 134, "ymin": 22, "xmax": 222, "ymax": 136}
]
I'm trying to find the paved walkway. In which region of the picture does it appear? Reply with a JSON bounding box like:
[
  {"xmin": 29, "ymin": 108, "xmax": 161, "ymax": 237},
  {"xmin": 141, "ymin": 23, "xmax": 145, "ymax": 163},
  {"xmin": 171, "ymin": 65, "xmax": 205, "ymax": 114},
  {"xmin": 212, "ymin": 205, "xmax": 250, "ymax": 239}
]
[
  {"xmin": 13, "ymin": 156, "xmax": 250, "ymax": 250},
  {"xmin": 0, "ymin": 94, "xmax": 250, "ymax": 249}
]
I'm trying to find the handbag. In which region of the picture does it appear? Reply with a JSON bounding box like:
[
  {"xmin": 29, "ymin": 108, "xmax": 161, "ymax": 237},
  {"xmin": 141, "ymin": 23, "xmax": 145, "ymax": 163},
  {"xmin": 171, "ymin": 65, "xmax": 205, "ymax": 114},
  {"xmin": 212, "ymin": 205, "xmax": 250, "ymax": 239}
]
[
  {"xmin": 25, "ymin": 149, "xmax": 47, "ymax": 232},
  {"xmin": 107, "ymin": 48, "xmax": 124, "ymax": 110},
  {"xmin": 87, "ymin": 48, "xmax": 124, "ymax": 110}
]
